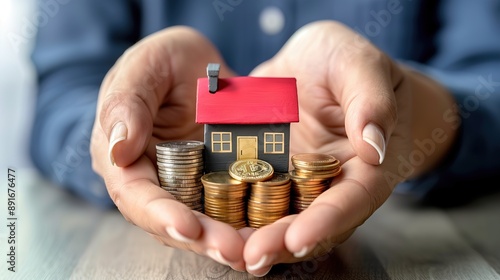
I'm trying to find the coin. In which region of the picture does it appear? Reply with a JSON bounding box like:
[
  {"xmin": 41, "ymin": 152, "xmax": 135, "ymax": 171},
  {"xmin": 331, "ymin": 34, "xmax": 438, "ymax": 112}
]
[
  {"xmin": 156, "ymin": 140, "xmax": 204, "ymax": 152},
  {"xmin": 228, "ymin": 159, "xmax": 274, "ymax": 182},
  {"xmin": 201, "ymin": 171, "xmax": 248, "ymax": 230},
  {"xmin": 291, "ymin": 153, "xmax": 339, "ymax": 168},
  {"xmin": 156, "ymin": 154, "xmax": 203, "ymax": 161},
  {"xmin": 252, "ymin": 172, "xmax": 290, "ymax": 186},
  {"xmin": 156, "ymin": 140, "xmax": 205, "ymax": 212},
  {"xmin": 289, "ymin": 153, "xmax": 342, "ymax": 214},
  {"xmin": 247, "ymin": 172, "xmax": 290, "ymax": 229}
]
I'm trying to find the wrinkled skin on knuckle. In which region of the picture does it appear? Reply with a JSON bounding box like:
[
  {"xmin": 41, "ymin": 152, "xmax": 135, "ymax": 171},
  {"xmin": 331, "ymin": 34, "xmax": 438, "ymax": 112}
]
[{"xmin": 98, "ymin": 91, "xmax": 127, "ymax": 129}]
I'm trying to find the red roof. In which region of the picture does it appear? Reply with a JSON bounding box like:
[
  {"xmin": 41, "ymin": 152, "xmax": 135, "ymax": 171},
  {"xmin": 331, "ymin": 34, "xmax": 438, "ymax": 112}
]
[{"xmin": 196, "ymin": 77, "xmax": 299, "ymax": 124}]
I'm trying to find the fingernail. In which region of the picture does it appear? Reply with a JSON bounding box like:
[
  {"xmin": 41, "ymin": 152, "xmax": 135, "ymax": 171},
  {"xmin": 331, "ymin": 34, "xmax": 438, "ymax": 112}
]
[
  {"xmin": 362, "ymin": 123, "xmax": 386, "ymax": 164},
  {"xmin": 293, "ymin": 245, "xmax": 312, "ymax": 258},
  {"xmin": 166, "ymin": 226, "xmax": 195, "ymax": 244},
  {"xmin": 206, "ymin": 249, "xmax": 230, "ymax": 266},
  {"xmin": 246, "ymin": 255, "xmax": 269, "ymax": 271},
  {"xmin": 252, "ymin": 266, "xmax": 273, "ymax": 277},
  {"xmin": 230, "ymin": 265, "xmax": 246, "ymax": 273},
  {"xmin": 109, "ymin": 121, "xmax": 127, "ymax": 166}
]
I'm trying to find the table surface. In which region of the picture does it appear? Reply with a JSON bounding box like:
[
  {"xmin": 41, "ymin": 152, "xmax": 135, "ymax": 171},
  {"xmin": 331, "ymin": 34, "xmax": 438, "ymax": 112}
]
[{"xmin": 3, "ymin": 169, "xmax": 500, "ymax": 280}]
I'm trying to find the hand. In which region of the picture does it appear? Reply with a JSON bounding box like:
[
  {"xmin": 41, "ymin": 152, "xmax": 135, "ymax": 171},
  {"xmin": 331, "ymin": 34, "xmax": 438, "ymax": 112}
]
[
  {"xmin": 90, "ymin": 27, "xmax": 251, "ymax": 271},
  {"xmin": 243, "ymin": 21, "xmax": 458, "ymax": 276}
]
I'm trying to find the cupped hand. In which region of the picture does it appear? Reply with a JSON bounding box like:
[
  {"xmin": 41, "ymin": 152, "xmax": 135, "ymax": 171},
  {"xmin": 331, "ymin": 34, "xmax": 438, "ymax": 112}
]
[
  {"xmin": 90, "ymin": 26, "xmax": 249, "ymax": 271},
  {"xmin": 243, "ymin": 20, "xmax": 452, "ymax": 276}
]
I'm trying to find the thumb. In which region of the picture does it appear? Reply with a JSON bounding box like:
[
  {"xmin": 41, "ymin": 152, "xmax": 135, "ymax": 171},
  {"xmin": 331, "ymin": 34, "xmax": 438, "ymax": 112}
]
[
  {"xmin": 339, "ymin": 49, "xmax": 403, "ymax": 165},
  {"xmin": 98, "ymin": 43, "xmax": 162, "ymax": 167}
]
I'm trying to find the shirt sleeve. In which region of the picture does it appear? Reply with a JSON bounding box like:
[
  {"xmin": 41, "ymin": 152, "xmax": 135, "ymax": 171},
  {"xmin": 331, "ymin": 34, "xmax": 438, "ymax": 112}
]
[
  {"xmin": 29, "ymin": 0, "xmax": 140, "ymax": 208},
  {"xmin": 395, "ymin": 0, "xmax": 500, "ymax": 205}
]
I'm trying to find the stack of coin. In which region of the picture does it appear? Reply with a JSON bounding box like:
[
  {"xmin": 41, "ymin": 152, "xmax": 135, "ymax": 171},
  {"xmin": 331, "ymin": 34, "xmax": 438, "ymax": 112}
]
[
  {"xmin": 201, "ymin": 171, "xmax": 248, "ymax": 229},
  {"xmin": 247, "ymin": 173, "xmax": 291, "ymax": 229},
  {"xmin": 289, "ymin": 153, "xmax": 342, "ymax": 213},
  {"xmin": 156, "ymin": 140, "xmax": 205, "ymax": 212}
]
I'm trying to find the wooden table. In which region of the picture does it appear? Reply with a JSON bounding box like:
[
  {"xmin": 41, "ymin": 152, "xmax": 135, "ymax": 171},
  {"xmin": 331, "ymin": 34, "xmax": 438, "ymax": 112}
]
[{"xmin": 4, "ymin": 169, "xmax": 500, "ymax": 280}]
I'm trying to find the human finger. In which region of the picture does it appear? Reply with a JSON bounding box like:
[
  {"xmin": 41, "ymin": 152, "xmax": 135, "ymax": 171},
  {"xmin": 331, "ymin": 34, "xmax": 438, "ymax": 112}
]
[{"xmin": 244, "ymin": 215, "xmax": 296, "ymax": 277}]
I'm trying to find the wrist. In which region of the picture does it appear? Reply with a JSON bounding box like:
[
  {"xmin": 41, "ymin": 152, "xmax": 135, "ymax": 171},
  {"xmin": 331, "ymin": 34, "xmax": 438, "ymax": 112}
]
[{"xmin": 401, "ymin": 66, "xmax": 459, "ymax": 179}]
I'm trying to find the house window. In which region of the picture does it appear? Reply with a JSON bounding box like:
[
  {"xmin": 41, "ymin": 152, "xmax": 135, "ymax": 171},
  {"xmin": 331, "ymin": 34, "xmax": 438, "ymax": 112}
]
[
  {"xmin": 264, "ymin": 133, "xmax": 285, "ymax": 154},
  {"xmin": 212, "ymin": 132, "xmax": 232, "ymax": 153}
]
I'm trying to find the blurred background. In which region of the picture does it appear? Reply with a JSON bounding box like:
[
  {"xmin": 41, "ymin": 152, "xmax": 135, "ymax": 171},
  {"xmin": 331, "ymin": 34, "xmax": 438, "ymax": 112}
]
[{"xmin": 0, "ymin": 0, "xmax": 37, "ymax": 171}]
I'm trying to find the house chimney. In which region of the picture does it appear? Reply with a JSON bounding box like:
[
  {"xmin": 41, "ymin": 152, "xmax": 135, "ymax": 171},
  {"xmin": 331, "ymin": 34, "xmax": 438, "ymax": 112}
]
[{"xmin": 207, "ymin": 63, "xmax": 220, "ymax": 93}]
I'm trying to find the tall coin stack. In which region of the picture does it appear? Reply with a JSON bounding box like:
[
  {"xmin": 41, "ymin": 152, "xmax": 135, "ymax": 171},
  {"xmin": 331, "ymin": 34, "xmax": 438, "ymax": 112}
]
[
  {"xmin": 201, "ymin": 171, "xmax": 248, "ymax": 229},
  {"xmin": 289, "ymin": 153, "xmax": 342, "ymax": 213},
  {"xmin": 156, "ymin": 140, "xmax": 205, "ymax": 212},
  {"xmin": 247, "ymin": 173, "xmax": 291, "ymax": 229}
]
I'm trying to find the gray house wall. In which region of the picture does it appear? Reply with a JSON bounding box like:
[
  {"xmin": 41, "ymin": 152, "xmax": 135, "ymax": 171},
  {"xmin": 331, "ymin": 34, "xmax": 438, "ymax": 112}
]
[{"xmin": 204, "ymin": 124, "xmax": 291, "ymax": 173}]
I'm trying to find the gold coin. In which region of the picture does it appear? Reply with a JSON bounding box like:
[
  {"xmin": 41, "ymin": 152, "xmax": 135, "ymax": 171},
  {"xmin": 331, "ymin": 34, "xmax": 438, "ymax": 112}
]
[
  {"xmin": 203, "ymin": 204, "xmax": 244, "ymax": 211},
  {"xmin": 249, "ymin": 196, "xmax": 290, "ymax": 203},
  {"xmin": 248, "ymin": 213, "xmax": 288, "ymax": 220},
  {"xmin": 291, "ymin": 170, "xmax": 337, "ymax": 180},
  {"xmin": 201, "ymin": 171, "xmax": 244, "ymax": 186},
  {"xmin": 252, "ymin": 190, "xmax": 288, "ymax": 196},
  {"xmin": 252, "ymin": 183, "xmax": 290, "ymax": 190},
  {"xmin": 293, "ymin": 162, "xmax": 340, "ymax": 172},
  {"xmin": 228, "ymin": 159, "xmax": 274, "ymax": 182},
  {"xmin": 292, "ymin": 153, "xmax": 338, "ymax": 167},
  {"xmin": 252, "ymin": 172, "xmax": 290, "ymax": 186},
  {"xmin": 204, "ymin": 194, "xmax": 246, "ymax": 201},
  {"xmin": 204, "ymin": 212, "xmax": 246, "ymax": 220},
  {"xmin": 247, "ymin": 205, "xmax": 289, "ymax": 213},
  {"xmin": 249, "ymin": 201, "xmax": 288, "ymax": 208},
  {"xmin": 203, "ymin": 206, "xmax": 244, "ymax": 214},
  {"xmin": 295, "ymin": 168, "xmax": 341, "ymax": 178},
  {"xmin": 204, "ymin": 198, "xmax": 245, "ymax": 206},
  {"xmin": 250, "ymin": 195, "xmax": 290, "ymax": 202}
]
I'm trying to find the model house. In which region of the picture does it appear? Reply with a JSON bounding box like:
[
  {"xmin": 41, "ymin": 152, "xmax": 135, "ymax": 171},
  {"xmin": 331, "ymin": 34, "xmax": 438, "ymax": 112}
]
[{"xmin": 196, "ymin": 63, "xmax": 299, "ymax": 173}]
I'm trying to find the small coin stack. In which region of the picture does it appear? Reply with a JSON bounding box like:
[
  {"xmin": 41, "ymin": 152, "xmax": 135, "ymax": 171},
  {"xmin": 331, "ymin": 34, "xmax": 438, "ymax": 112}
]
[
  {"xmin": 289, "ymin": 153, "xmax": 342, "ymax": 213},
  {"xmin": 247, "ymin": 172, "xmax": 291, "ymax": 229},
  {"xmin": 201, "ymin": 171, "xmax": 248, "ymax": 229},
  {"xmin": 156, "ymin": 140, "xmax": 205, "ymax": 212}
]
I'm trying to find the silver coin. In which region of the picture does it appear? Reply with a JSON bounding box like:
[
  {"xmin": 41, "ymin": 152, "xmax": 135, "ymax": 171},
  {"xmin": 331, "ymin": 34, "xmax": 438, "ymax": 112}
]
[
  {"xmin": 158, "ymin": 173, "xmax": 202, "ymax": 180},
  {"xmin": 157, "ymin": 168, "xmax": 204, "ymax": 175},
  {"xmin": 156, "ymin": 153, "xmax": 203, "ymax": 159},
  {"xmin": 161, "ymin": 181, "xmax": 203, "ymax": 187},
  {"xmin": 166, "ymin": 189, "xmax": 204, "ymax": 196},
  {"xmin": 156, "ymin": 156, "xmax": 204, "ymax": 163},
  {"xmin": 173, "ymin": 195, "xmax": 203, "ymax": 202},
  {"xmin": 156, "ymin": 152, "xmax": 203, "ymax": 159},
  {"xmin": 156, "ymin": 140, "xmax": 204, "ymax": 152},
  {"xmin": 184, "ymin": 203, "xmax": 204, "ymax": 210},
  {"xmin": 162, "ymin": 184, "xmax": 203, "ymax": 190},
  {"xmin": 156, "ymin": 151, "xmax": 204, "ymax": 158},
  {"xmin": 157, "ymin": 162, "xmax": 204, "ymax": 169},
  {"xmin": 173, "ymin": 193, "xmax": 203, "ymax": 200},
  {"xmin": 164, "ymin": 189, "xmax": 203, "ymax": 195},
  {"xmin": 159, "ymin": 179, "xmax": 201, "ymax": 185}
]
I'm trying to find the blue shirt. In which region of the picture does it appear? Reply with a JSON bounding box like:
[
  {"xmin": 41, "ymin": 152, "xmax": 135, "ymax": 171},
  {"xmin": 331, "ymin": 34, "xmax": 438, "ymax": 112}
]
[{"xmin": 30, "ymin": 0, "xmax": 500, "ymax": 208}]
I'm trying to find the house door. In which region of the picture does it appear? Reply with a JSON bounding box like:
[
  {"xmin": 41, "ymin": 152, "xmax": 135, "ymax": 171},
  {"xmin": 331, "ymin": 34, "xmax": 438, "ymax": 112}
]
[{"xmin": 237, "ymin": 136, "xmax": 258, "ymax": 160}]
